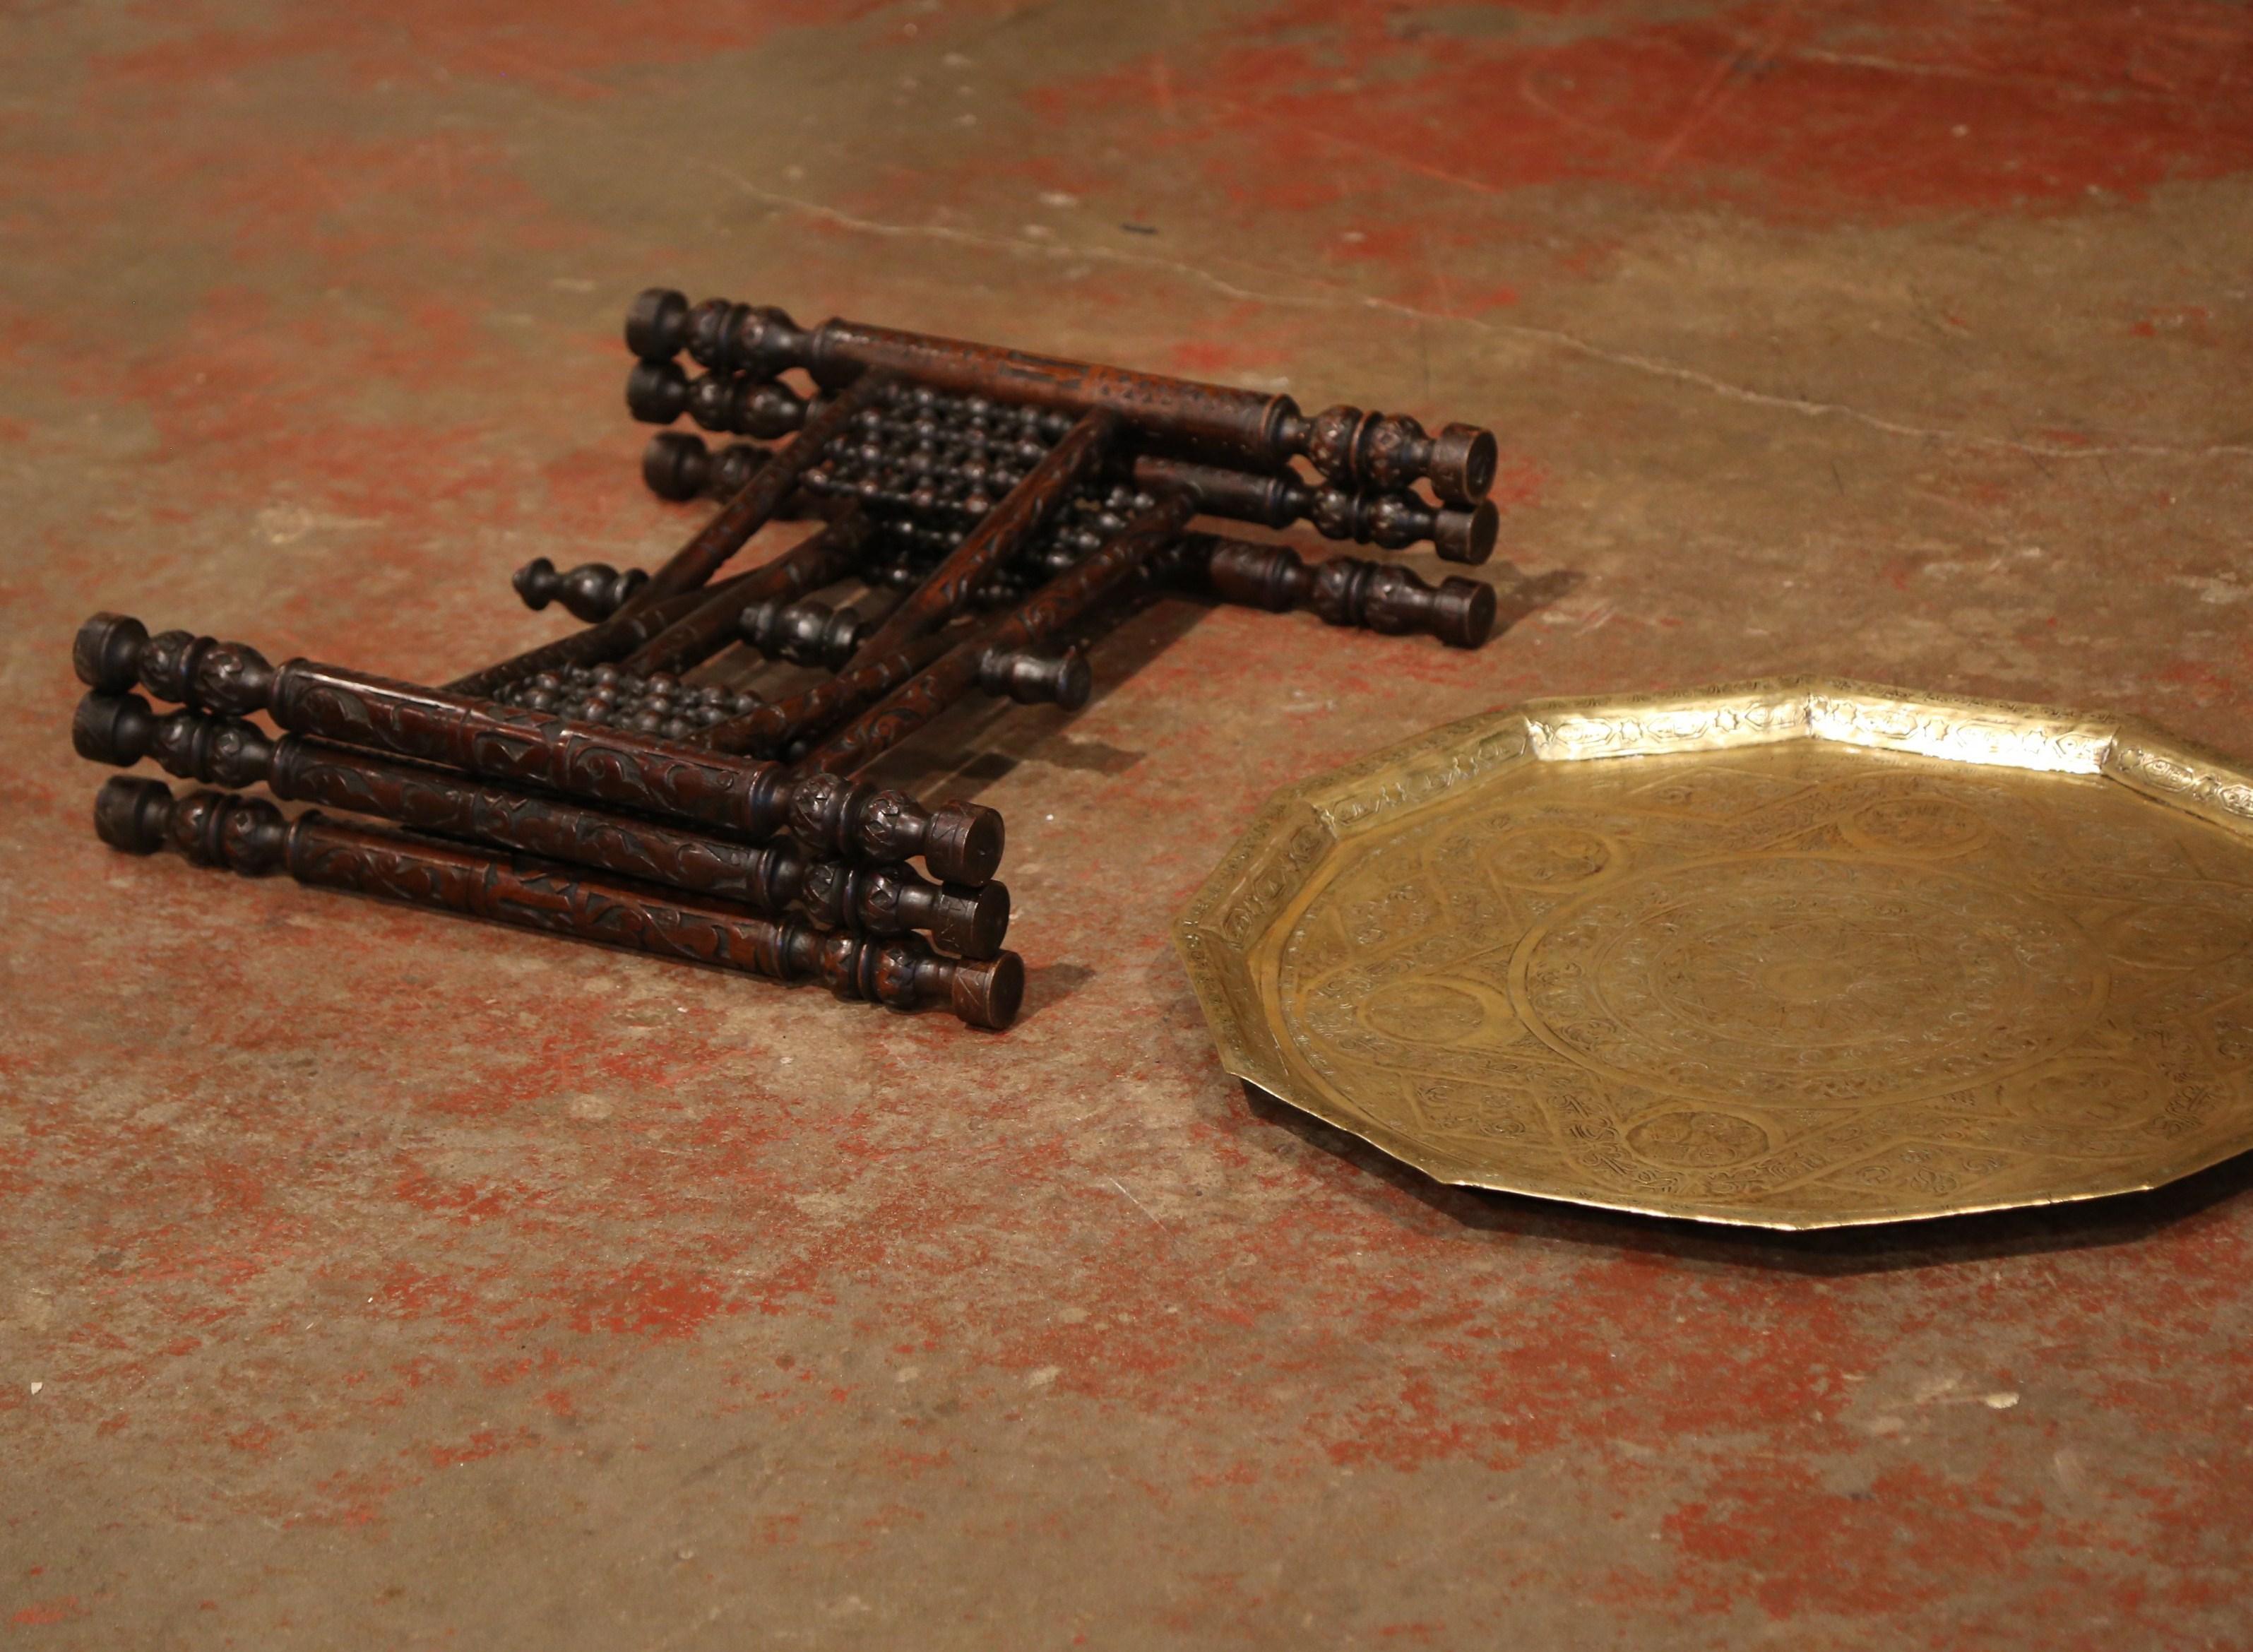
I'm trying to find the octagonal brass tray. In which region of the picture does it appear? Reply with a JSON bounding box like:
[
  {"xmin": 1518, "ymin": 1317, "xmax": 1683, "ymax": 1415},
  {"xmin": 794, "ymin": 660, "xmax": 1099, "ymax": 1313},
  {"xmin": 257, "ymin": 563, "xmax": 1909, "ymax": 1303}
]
[{"xmin": 1176, "ymin": 679, "xmax": 2253, "ymax": 1228}]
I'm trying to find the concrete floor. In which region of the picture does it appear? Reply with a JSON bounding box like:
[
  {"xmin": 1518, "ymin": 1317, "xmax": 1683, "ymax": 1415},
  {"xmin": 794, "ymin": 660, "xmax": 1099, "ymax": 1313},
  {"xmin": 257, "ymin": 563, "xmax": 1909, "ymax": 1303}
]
[{"xmin": 4, "ymin": 3, "xmax": 2251, "ymax": 1646}]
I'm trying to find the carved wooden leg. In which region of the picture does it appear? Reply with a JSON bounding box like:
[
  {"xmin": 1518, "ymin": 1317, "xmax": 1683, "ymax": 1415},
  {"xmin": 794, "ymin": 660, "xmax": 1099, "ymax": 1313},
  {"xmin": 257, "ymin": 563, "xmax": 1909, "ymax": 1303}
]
[
  {"xmin": 76, "ymin": 694, "xmax": 1011, "ymax": 958},
  {"xmin": 75, "ymin": 614, "xmax": 1006, "ymax": 885},
  {"xmin": 95, "ymin": 778, "xmax": 1023, "ymax": 1029},
  {"xmin": 626, "ymin": 359, "xmax": 809, "ymax": 436},
  {"xmin": 738, "ymin": 588, "xmax": 903, "ymax": 670},
  {"xmin": 624, "ymin": 290, "xmax": 1499, "ymax": 504}
]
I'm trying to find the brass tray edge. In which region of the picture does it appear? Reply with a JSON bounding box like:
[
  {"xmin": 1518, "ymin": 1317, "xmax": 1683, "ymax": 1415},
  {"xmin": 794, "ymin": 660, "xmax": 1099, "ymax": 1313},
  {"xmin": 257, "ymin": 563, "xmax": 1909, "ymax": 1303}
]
[
  {"xmin": 2103, "ymin": 715, "xmax": 2253, "ymax": 837},
  {"xmin": 1196, "ymin": 1061, "xmax": 2253, "ymax": 1228},
  {"xmin": 1514, "ymin": 676, "xmax": 2120, "ymax": 774},
  {"xmin": 1294, "ymin": 708, "xmax": 1533, "ymax": 840},
  {"xmin": 1175, "ymin": 790, "xmax": 1336, "ymax": 1097}
]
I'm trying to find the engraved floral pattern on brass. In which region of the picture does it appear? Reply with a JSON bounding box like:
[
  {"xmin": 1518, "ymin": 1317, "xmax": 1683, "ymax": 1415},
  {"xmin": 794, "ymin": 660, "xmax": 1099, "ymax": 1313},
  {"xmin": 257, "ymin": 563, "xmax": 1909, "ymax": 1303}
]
[{"xmin": 1175, "ymin": 679, "xmax": 2253, "ymax": 1228}]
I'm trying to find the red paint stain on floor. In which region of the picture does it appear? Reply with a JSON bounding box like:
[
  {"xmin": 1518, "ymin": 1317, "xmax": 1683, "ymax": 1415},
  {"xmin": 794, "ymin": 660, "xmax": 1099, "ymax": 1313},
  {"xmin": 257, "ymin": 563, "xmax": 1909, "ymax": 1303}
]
[
  {"xmin": 1489, "ymin": 454, "xmax": 1547, "ymax": 514},
  {"xmin": 2129, "ymin": 305, "xmax": 2214, "ymax": 340},
  {"xmin": 1660, "ymin": 1459, "xmax": 2052, "ymax": 1620},
  {"xmin": 10, "ymin": 1596, "xmax": 88, "ymax": 1627},
  {"xmin": 1025, "ymin": 0, "xmax": 2253, "ymax": 227},
  {"xmin": 1165, "ymin": 338, "xmax": 1290, "ymax": 379},
  {"xmin": 391, "ymin": 1165, "xmax": 542, "ymax": 1225},
  {"xmin": 88, "ymin": 1, "xmax": 967, "ymax": 101},
  {"xmin": 570, "ymin": 1261, "xmax": 730, "ymax": 1340}
]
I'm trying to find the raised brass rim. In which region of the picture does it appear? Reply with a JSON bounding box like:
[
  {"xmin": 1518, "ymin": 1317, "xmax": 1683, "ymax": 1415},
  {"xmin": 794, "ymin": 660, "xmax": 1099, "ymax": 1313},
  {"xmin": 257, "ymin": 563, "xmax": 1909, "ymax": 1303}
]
[{"xmin": 1175, "ymin": 677, "xmax": 2253, "ymax": 1230}]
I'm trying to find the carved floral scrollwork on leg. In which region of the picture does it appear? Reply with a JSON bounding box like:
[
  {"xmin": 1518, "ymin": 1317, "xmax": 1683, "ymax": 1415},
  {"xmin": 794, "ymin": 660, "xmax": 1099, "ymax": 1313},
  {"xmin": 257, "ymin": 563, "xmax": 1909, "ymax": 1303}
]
[
  {"xmin": 91, "ymin": 779, "xmax": 1023, "ymax": 1028},
  {"xmin": 626, "ymin": 292, "xmax": 1499, "ymax": 502},
  {"xmin": 74, "ymin": 694, "xmax": 1006, "ymax": 955},
  {"xmin": 73, "ymin": 617, "xmax": 1006, "ymax": 886}
]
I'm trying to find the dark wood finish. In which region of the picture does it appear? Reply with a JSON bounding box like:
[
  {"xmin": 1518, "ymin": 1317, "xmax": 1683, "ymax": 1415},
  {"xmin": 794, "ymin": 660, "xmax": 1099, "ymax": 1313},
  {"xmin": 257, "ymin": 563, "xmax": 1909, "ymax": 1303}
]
[
  {"xmin": 493, "ymin": 662, "xmax": 764, "ymax": 739},
  {"xmin": 643, "ymin": 431, "xmax": 775, "ymax": 502},
  {"xmin": 1169, "ymin": 535, "xmax": 1497, "ymax": 648},
  {"xmin": 75, "ymin": 614, "xmax": 1006, "ymax": 885},
  {"xmin": 632, "ymin": 372, "xmax": 892, "ymax": 610},
  {"xmin": 654, "ymin": 427, "xmax": 1114, "ymax": 583},
  {"xmin": 451, "ymin": 476, "xmax": 859, "ymax": 699},
  {"xmin": 653, "ymin": 401, "xmax": 1067, "ymax": 526},
  {"xmin": 645, "ymin": 424, "xmax": 1492, "ymax": 564},
  {"xmin": 653, "ymin": 431, "xmax": 1159, "ymax": 619},
  {"xmin": 619, "ymin": 510, "xmax": 875, "ymax": 677},
  {"xmin": 976, "ymin": 647, "xmax": 1090, "ymax": 710},
  {"xmin": 692, "ymin": 624, "xmax": 1085, "ymax": 760},
  {"xmin": 802, "ymin": 489, "xmax": 1197, "ymax": 776},
  {"xmin": 626, "ymin": 359, "xmax": 810, "ymax": 437},
  {"xmin": 626, "ymin": 290, "xmax": 1499, "ymax": 506},
  {"xmin": 95, "ymin": 778, "xmax": 1023, "ymax": 1029},
  {"xmin": 697, "ymin": 629, "xmax": 959, "ymax": 759},
  {"xmin": 76, "ymin": 693, "xmax": 1010, "ymax": 958},
  {"xmin": 58, "ymin": 296, "xmax": 1545, "ymax": 1041},
  {"xmin": 447, "ymin": 569, "xmax": 761, "ymax": 699},
  {"xmin": 1131, "ymin": 456, "xmax": 1497, "ymax": 565},
  {"xmin": 739, "ymin": 590, "xmax": 899, "ymax": 670},
  {"xmin": 838, "ymin": 408, "xmax": 1119, "ymax": 672},
  {"xmin": 512, "ymin": 557, "xmax": 648, "ymax": 622},
  {"xmin": 806, "ymin": 389, "xmax": 1069, "ymax": 522}
]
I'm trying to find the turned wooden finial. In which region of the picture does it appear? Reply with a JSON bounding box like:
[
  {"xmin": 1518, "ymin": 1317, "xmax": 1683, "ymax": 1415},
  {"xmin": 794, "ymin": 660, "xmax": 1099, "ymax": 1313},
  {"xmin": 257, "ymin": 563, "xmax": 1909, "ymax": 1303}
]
[
  {"xmin": 641, "ymin": 432, "xmax": 774, "ymax": 502},
  {"xmin": 626, "ymin": 359, "xmax": 812, "ymax": 437},
  {"xmin": 978, "ymin": 646, "xmax": 1091, "ymax": 710},
  {"xmin": 1293, "ymin": 405, "xmax": 1498, "ymax": 505},
  {"xmin": 95, "ymin": 776, "xmax": 290, "ymax": 874},
  {"xmin": 738, "ymin": 595, "xmax": 872, "ymax": 670},
  {"xmin": 1185, "ymin": 538, "xmax": 1497, "ymax": 648},
  {"xmin": 512, "ymin": 557, "xmax": 648, "ymax": 622},
  {"xmin": 73, "ymin": 613, "xmax": 278, "ymax": 713}
]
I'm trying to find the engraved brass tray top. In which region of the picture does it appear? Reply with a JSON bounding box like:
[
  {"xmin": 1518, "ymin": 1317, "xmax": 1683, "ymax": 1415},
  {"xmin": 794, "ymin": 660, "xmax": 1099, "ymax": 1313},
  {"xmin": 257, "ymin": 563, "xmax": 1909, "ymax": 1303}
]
[{"xmin": 1176, "ymin": 680, "xmax": 2253, "ymax": 1229}]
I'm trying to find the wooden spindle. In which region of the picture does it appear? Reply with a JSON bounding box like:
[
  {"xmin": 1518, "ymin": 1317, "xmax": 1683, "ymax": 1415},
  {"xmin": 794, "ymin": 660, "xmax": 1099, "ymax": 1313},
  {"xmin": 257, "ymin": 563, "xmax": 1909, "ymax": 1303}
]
[{"xmin": 95, "ymin": 778, "xmax": 1023, "ymax": 1029}]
